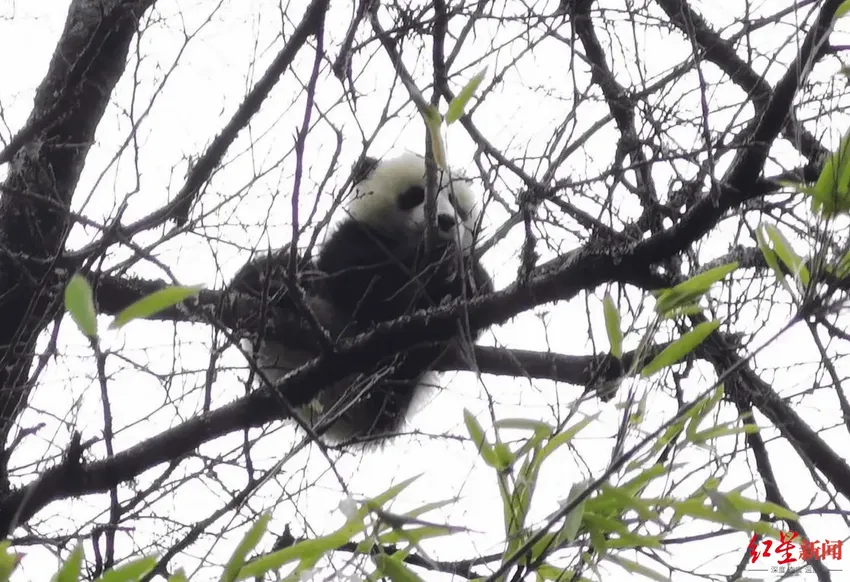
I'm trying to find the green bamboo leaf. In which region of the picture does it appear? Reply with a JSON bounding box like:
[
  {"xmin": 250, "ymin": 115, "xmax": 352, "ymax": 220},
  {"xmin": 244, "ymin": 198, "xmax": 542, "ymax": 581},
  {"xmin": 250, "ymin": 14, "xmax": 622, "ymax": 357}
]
[
  {"xmin": 561, "ymin": 481, "xmax": 589, "ymax": 542},
  {"xmin": 691, "ymin": 424, "xmax": 759, "ymax": 443},
  {"xmin": 528, "ymin": 532, "xmax": 557, "ymax": 563},
  {"xmin": 704, "ymin": 487, "xmax": 748, "ymax": 529},
  {"xmin": 776, "ymin": 179, "xmax": 806, "ymax": 192},
  {"xmin": 592, "ymin": 487, "xmax": 659, "ymax": 522},
  {"xmin": 420, "ymin": 104, "xmax": 447, "ymax": 169},
  {"xmin": 429, "ymin": 131, "xmax": 447, "ymax": 170},
  {"xmin": 629, "ymin": 392, "xmax": 648, "ymax": 425},
  {"xmin": 778, "ymin": 180, "xmax": 823, "ymax": 209},
  {"xmin": 606, "ymin": 555, "xmax": 669, "ymax": 582},
  {"xmin": 373, "ymin": 554, "xmax": 425, "ymax": 582},
  {"xmin": 603, "ymin": 293, "xmax": 623, "ymax": 358},
  {"xmin": 836, "ymin": 0, "xmax": 850, "ymax": 21},
  {"xmin": 368, "ymin": 474, "xmax": 421, "ymax": 510},
  {"xmin": 464, "ymin": 409, "xmax": 497, "ymax": 467},
  {"xmin": 763, "ymin": 224, "xmax": 810, "ymax": 286},
  {"xmin": 493, "ymin": 442, "xmax": 516, "ymax": 470},
  {"xmin": 536, "ymin": 564, "xmax": 579, "ymax": 581},
  {"xmin": 641, "ymin": 320, "xmax": 720, "ymax": 377},
  {"xmin": 673, "ymin": 261, "xmax": 739, "ymax": 294},
  {"xmin": 723, "ymin": 493, "xmax": 798, "ymax": 520},
  {"xmin": 405, "ymin": 498, "xmax": 456, "ymax": 519},
  {"xmin": 445, "ymin": 67, "xmax": 487, "ymax": 124},
  {"xmin": 620, "ymin": 463, "xmax": 668, "ymax": 497},
  {"xmin": 589, "ymin": 527, "xmax": 608, "ymax": 556},
  {"xmin": 238, "ymin": 539, "xmax": 323, "ymax": 579},
  {"xmin": 604, "ymin": 533, "xmax": 664, "ymax": 549},
  {"xmin": 493, "ymin": 417, "xmax": 552, "ymax": 434},
  {"xmin": 509, "ymin": 447, "xmax": 547, "ymax": 538},
  {"xmin": 836, "ymin": 247, "xmax": 850, "ymax": 278},
  {"xmin": 750, "ymin": 521, "xmax": 784, "ymax": 538},
  {"xmin": 507, "ymin": 478, "xmax": 532, "ymax": 538},
  {"xmin": 655, "ymin": 290, "xmax": 705, "ymax": 316},
  {"xmin": 65, "ymin": 274, "xmax": 98, "ymax": 338},
  {"xmin": 93, "ymin": 557, "xmax": 157, "ymax": 582},
  {"xmin": 540, "ymin": 413, "xmax": 599, "ymax": 462},
  {"xmin": 510, "ymin": 423, "xmax": 551, "ymax": 461},
  {"xmin": 658, "ymin": 304, "xmax": 704, "ymax": 320},
  {"xmin": 812, "ymin": 127, "xmax": 850, "ymax": 217},
  {"xmin": 655, "ymin": 262, "xmax": 738, "ymax": 315},
  {"xmin": 378, "ymin": 525, "xmax": 454, "ymax": 546},
  {"xmin": 221, "ymin": 513, "xmax": 270, "ymax": 582},
  {"xmin": 111, "ymin": 285, "xmax": 203, "ymax": 329},
  {"xmin": 0, "ymin": 543, "xmax": 22, "ymax": 581},
  {"xmin": 756, "ymin": 228, "xmax": 795, "ymax": 295},
  {"xmin": 238, "ymin": 512, "xmax": 369, "ymax": 580},
  {"xmin": 685, "ymin": 385, "xmax": 724, "ymax": 440},
  {"xmin": 583, "ymin": 512, "xmax": 630, "ymax": 536},
  {"xmin": 673, "ymin": 261, "xmax": 738, "ymax": 293},
  {"xmin": 671, "ymin": 498, "xmax": 720, "ymax": 523},
  {"xmin": 645, "ymin": 416, "xmax": 688, "ymax": 462},
  {"xmin": 52, "ymin": 545, "xmax": 84, "ymax": 582}
]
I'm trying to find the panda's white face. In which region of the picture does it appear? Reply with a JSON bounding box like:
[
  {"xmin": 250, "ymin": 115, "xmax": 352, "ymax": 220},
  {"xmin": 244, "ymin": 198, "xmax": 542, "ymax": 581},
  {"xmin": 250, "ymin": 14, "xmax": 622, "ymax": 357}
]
[{"xmin": 348, "ymin": 153, "xmax": 481, "ymax": 251}]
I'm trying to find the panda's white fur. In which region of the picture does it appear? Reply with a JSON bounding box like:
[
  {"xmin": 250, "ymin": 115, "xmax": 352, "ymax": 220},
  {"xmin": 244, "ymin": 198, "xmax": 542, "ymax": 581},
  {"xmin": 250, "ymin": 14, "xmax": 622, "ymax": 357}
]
[
  {"xmin": 230, "ymin": 152, "xmax": 492, "ymax": 447},
  {"xmin": 348, "ymin": 152, "xmax": 482, "ymax": 251}
]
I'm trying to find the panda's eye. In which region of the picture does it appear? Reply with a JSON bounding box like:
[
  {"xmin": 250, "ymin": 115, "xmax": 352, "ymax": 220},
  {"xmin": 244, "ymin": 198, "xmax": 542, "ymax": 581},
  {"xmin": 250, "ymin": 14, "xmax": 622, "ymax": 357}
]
[{"xmin": 398, "ymin": 185, "xmax": 425, "ymax": 210}]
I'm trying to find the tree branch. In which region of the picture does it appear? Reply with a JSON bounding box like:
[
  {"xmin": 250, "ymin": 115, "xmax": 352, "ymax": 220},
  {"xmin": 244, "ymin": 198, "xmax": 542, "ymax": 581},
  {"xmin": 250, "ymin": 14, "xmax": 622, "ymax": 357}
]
[{"xmin": 0, "ymin": 0, "xmax": 158, "ymax": 490}]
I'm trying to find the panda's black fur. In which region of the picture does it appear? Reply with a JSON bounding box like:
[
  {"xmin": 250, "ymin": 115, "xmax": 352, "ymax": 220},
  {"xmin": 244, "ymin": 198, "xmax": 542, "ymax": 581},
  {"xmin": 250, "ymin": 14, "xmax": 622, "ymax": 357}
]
[{"xmin": 229, "ymin": 152, "xmax": 493, "ymax": 446}]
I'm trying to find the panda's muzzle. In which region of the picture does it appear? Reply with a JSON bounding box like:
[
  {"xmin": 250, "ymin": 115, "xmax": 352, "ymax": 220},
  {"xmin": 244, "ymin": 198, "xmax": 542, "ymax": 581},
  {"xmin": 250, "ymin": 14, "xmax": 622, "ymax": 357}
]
[{"xmin": 437, "ymin": 213, "xmax": 457, "ymax": 233}]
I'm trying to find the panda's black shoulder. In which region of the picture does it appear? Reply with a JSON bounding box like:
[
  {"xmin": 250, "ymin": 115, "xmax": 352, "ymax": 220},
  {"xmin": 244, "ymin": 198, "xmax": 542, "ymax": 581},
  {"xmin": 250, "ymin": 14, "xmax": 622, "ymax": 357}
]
[{"xmin": 316, "ymin": 218, "xmax": 397, "ymax": 271}]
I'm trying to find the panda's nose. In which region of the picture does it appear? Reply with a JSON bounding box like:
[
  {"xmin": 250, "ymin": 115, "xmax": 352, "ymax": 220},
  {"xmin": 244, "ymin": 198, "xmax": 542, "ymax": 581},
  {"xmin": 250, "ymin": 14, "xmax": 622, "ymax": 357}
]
[{"xmin": 437, "ymin": 213, "xmax": 456, "ymax": 232}]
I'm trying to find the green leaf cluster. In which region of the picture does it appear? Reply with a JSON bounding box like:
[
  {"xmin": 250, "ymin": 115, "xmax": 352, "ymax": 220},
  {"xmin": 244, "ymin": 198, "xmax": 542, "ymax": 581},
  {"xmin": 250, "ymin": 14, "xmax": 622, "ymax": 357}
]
[
  {"xmin": 455, "ymin": 382, "xmax": 781, "ymax": 581},
  {"xmin": 418, "ymin": 67, "xmax": 488, "ymax": 170},
  {"xmin": 63, "ymin": 274, "xmax": 202, "ymax": 340}
]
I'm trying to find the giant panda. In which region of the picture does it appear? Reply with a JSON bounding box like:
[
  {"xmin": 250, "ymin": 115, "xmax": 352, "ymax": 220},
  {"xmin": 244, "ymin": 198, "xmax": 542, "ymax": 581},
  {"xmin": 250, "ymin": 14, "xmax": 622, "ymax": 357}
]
[{"xmin": 229, "ymin": 152, "xmax": 493, "ymax": 446}]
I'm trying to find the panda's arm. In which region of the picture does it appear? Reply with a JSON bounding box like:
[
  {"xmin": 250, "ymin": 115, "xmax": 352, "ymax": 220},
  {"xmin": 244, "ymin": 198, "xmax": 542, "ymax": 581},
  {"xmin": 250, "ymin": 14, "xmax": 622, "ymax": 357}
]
[
  {"xmin": 229, "ymin": 244, "xmax": 318, "ymax": 308},
  {"xmin": 420, "ymin": 246, "xmax": 492, "ymax": 300},
  {"xmin": 446, "ymin": 256, "xmax": 493, "ymax": 342},
  {"xmin": 315, "ymin": 221, "xmax": 404, "ymax": 318}
]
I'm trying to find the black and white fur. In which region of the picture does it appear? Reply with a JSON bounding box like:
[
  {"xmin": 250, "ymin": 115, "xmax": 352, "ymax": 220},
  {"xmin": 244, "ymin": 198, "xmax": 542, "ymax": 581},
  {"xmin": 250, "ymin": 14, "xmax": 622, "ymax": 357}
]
[{"xmin": 230, "ymin": 152, "xmax": 493, "ymax": 446}]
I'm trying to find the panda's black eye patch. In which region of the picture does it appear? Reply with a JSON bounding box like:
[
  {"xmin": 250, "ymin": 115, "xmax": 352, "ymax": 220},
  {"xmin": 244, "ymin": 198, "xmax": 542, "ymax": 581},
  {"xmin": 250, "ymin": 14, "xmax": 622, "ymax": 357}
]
[{"xmin": 397, "ymin": 185, "xmax": 425, "ymax": 210}]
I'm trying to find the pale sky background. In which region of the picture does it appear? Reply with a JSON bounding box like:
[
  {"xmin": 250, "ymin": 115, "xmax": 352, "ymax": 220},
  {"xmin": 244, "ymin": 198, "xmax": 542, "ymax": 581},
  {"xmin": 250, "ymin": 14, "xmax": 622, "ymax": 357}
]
[{"xmin": 0, "ymin": 0, "xmax": 848, "ymax": 580}]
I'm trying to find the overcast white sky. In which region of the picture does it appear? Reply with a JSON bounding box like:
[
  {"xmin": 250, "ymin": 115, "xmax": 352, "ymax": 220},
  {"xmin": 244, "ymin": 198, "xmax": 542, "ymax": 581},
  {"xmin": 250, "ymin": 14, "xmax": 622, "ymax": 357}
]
[{"xmin": 0, "ymin": 0, "xmax": 848, "ymax": 580}]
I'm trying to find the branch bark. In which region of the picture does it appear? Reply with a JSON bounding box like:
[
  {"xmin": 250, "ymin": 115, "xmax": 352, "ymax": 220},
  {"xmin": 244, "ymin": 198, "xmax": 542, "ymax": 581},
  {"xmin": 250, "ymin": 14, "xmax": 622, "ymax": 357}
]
[{"xmin": 0, "ymin": 0, "xmax": 158, "ymax": 491}]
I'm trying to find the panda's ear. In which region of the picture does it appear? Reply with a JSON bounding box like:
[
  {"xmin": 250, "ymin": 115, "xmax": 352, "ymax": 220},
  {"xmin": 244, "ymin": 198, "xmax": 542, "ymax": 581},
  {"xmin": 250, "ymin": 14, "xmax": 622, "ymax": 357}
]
[{"xmin": 352, "ymin": 156, "xmax": 379, "ymax": 183}]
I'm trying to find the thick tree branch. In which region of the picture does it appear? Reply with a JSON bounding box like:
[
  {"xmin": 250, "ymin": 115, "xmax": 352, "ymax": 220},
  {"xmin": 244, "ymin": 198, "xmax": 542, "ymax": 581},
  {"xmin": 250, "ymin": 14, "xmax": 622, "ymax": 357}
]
[
  {"xmin": 92, "ymin": 273, "xmax": 656, "ymax": 386},
  {"xmin": 0, "ymin": 0, "xmax": 157, "ymax": 490},
  {"xmin": 7, "ymin": 215, "xmax": 850, "ymax": 532},
  {"xmin": 0, "ymin": 244, "xmax": 619, "ymax": 533}
]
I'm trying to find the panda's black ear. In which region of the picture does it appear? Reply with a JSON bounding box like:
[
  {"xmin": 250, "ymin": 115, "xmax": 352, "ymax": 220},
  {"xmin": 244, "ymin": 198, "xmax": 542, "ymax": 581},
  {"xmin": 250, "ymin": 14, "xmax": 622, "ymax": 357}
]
[{"xmin": 352, "ymin": 156, "xmax": 379, "ymax": 183}]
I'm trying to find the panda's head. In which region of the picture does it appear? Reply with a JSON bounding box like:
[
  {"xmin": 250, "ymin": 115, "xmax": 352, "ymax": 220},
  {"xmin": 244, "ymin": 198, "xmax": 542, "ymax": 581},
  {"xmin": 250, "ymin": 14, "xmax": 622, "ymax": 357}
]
[{"xmin": 347, "ymin": 153, "xmax": 482, "ymax": 251}]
